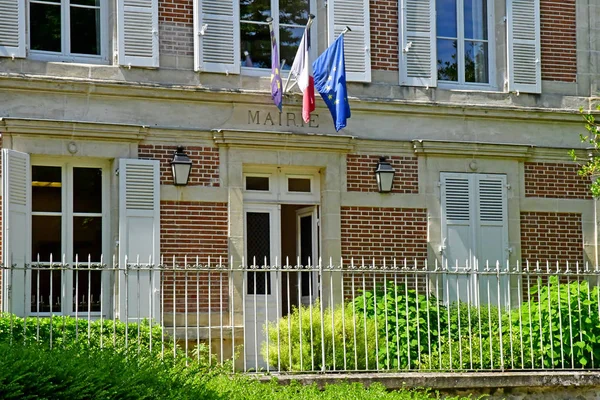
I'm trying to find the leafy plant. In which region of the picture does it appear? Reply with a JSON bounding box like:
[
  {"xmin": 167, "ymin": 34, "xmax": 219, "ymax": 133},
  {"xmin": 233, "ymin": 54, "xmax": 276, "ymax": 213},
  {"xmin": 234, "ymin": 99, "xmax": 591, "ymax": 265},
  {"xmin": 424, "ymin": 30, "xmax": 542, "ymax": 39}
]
[
  {"xmin": 510, "ymin": 276, "xmax": 600, "ymax": 368},
  {"xmin": 263, "ymin": 300, "xmax": 378, "ymax": 371},
  {"xmin": 569, "ymin": 105, "xmax": 600, "ymax": 197},
  {"xmin": 0, "ymin": 342, "xmax": 218, "ymax": 400},
  {"xmin": 353, "ymin": 283, "xmax": 445, "ymax": 370},
  {"xmin": 0, "ymin": 313, "xmax": 172, "ymax": 356}
]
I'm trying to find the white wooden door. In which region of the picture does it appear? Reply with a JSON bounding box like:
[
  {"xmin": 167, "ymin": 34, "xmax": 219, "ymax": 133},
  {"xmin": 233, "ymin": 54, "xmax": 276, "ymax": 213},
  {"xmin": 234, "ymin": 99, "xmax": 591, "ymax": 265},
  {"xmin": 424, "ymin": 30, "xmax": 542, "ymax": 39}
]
[
  {"xmin": 296, "ymin": 206, "xmax": 318, "ymax": 305},
  {"xmin": 244, "ymin": 204, "xmax": 280, "ymax": 371}
]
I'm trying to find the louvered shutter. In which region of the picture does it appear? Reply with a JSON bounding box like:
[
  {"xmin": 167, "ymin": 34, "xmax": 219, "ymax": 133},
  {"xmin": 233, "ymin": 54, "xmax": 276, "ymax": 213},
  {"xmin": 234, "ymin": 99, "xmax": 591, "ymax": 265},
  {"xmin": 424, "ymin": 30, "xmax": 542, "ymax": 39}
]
[
  {"xmin": 194, "ymin": 0, "xmax": 240, "ymax": 74},
  {"xmin": 399, "ymin": 0, "xmax": 436, "ymax": 87},
  {"xmin": 117, "ymin": 0, "xmax": 159, "ymax": 68},
  {"xmin": 329, "ymin": 0, "xmax": 371, "ymax": 82},
  {"xmin": 118, "ymin": 159, "xmax": 160, "ymax": 322},
  {"xmin": 475, "ymin": 174, "xmax": 509, "ymax": 307},
  {"xmin": 2, "ymin": 149, "xmax": 31, "ymax": 315},
  {"xmin": 507, "ymin": 0, "xmax": 541, "ymax": 94},
  {"xmin": 440, "ymin": 173, "xmax": 474, "ymax": 304},
  {"xmin": 0, "ymin": 0, "xmax": 25, "ymax": 58}
]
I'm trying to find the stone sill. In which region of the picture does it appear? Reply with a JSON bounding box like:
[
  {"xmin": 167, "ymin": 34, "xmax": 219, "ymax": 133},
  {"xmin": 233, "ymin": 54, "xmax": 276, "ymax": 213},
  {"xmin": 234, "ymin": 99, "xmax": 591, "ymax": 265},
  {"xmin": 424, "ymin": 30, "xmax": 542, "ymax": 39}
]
[{"xmin": 262, "ymin": 371, "xmax": 600, "ymax": 391}]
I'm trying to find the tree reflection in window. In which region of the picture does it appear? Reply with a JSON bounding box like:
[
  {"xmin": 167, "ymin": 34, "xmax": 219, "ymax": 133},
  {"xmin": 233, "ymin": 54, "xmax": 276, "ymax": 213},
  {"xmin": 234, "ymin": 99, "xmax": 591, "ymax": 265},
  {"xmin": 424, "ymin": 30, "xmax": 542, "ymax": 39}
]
[{"xmin": 240, "ymin": 0, "xmax": 309, "ymax": 70}]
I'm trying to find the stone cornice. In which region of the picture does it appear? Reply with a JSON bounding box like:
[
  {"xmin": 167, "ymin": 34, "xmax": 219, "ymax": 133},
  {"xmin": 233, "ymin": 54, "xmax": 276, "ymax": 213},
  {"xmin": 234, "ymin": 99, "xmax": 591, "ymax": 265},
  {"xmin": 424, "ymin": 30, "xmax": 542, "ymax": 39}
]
[
  {"xmin": 413, "ymin": 139, "xmax": 589, "ymax": 163},
  {"xmin": 0, "ymin": 118, "xmax": 148, "ymax": 141},
  {"xmin": 212, "ymin": 129, "xmax": 355, "ymax": 152},
  {"xmin": 0, "ymin": 73, "xmax": 594, "ymax": 124},
  {"xmin": 413, "ymin": 139, "xmax": 534, "ymax": 159}
]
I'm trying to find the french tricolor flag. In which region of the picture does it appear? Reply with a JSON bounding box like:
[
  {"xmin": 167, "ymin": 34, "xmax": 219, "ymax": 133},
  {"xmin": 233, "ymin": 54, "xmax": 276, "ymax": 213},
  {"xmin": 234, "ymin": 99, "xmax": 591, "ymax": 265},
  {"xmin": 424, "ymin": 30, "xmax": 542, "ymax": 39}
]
[{"xmin": 290, "ymin": 24, "xmax": 315, "ymax": 124}]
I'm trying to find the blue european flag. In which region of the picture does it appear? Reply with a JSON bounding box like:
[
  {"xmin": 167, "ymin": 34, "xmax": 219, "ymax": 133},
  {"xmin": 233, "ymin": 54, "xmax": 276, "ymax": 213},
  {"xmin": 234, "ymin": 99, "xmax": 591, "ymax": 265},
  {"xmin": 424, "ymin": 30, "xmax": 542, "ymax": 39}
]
[{"xmin": 312, "ymin": 35, "xmax": 351, "ymax": 131}]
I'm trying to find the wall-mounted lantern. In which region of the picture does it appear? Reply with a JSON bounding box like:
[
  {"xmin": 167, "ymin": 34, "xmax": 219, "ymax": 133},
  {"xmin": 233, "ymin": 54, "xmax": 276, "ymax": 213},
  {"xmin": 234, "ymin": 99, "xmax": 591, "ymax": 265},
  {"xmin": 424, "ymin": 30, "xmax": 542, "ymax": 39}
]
[
  {"xmin": 375, "ymin": 156, "xmax": 395, "ymax": 193},
  {"xmin": 170, "ymin": 146, "xmax": 192, "ymax": 186}
]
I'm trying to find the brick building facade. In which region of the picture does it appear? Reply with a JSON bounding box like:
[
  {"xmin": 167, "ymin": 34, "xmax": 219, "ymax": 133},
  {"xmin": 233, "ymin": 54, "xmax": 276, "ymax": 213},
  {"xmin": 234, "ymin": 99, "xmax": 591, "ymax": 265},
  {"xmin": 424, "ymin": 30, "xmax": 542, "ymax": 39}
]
[{"xmin": 0, "ymin": 0, "xmax": 597, "ymax": 367}]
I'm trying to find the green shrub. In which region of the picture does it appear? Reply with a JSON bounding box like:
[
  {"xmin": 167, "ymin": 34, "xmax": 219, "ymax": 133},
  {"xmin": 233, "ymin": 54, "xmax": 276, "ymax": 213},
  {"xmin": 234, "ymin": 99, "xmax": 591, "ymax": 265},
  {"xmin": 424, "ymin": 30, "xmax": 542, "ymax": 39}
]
[
  {"xmin": 319, "ymin": 277, "xmax": 600, "ymax": 371},
  {"xmin": 0, "ymin": 313, "xmax": 168, "ymax": 355},
  {"xmin": 353, "ymin": 284, "xmax": 445, "ymax": 369},
  {"xmin": 0, "ymin": 342, "xmax": 218, "ymax": 400},
  {"xmin": 263, "ymin": 300, "xmax": 378, "ymax": 371},
  {"xmin": 510, "ymin": 276, "xmax": 600, "ymax": 369}
]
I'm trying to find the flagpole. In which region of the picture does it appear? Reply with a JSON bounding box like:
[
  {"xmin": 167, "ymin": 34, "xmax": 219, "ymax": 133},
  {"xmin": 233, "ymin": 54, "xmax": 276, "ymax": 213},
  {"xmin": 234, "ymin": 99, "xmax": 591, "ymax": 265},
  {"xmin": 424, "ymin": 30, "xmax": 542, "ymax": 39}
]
[
  {"xmin": 339, "ymin": 26, "xmax": 352, "ymax": 38},
  {"xmin": 283, "ymin": 14, "xmax": 315, "ymax": 94}
]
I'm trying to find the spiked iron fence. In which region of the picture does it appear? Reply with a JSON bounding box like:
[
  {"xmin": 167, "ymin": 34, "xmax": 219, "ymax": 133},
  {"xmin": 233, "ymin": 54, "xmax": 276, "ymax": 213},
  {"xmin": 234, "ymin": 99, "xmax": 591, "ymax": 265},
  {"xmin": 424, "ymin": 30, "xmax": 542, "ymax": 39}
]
[{"xmin": 1, "ymin": 257, "xmax": 599, "ymax": 372}]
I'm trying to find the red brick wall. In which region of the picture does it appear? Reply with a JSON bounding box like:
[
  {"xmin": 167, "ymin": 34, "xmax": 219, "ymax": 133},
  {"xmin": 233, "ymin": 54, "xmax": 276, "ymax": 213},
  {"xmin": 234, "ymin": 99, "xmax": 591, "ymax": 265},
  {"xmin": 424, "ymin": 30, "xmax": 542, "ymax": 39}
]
[
  {"xmin": 341, "ymin": 207, "xmax": 428, "ymax": 297},
  {"xmin": 540, "ymin": 0, "xmax": 577, "ymax": 82},
  {"xmin": 370, "ymin": 0, "xmax": 399, "ymax": 71},
  {"xmin": 160, "ymin": 201, "xmax": 229, "ymax": 313},
  {"xmin": 520, "ymin": 212, "xmax": 583, "ymax": 265},
  {"xmin": 139, "ymin": 144, "xmax": 220, "ymax": 186},
  {"xmin": 158, "ymin": 0, "xmax": 193, "ymax": 56},
  {"xmin": 524, "ymin": 162, "xmax": 590, "ymax": 199},
  {"xmin": 347, "ymin": 154, "xmax": 418, "ymax": 193}
]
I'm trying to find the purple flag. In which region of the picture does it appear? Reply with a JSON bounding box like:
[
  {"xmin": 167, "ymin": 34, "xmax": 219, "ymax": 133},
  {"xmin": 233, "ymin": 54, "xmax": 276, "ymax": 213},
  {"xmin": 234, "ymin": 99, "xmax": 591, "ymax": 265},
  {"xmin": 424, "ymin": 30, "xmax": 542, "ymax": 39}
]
[{"xmin": 269, "ymin": 24, "xmax": 283, "ymax": 111}]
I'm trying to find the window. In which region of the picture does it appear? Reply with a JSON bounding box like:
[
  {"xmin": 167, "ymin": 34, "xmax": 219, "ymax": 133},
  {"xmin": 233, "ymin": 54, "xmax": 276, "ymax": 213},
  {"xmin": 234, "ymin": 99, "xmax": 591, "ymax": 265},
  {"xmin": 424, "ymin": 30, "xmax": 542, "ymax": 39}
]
[
  {"xmin": 30, "ymin": 161, "xmax": 107, "ymax": 314},
  {"xmin": 239, "ymin": 0, "xmax": 311, "ymax": 71},
  {"xmin": 28, "ymin": 0, "xmax": 107, "ymax": 62},
  {"xmin": 436, "ymin": 0, "xmax": 493, "ymax": 86},
  {"xmin": 246, "ymin": 175, "xmax": 270, "ymax": 191}
]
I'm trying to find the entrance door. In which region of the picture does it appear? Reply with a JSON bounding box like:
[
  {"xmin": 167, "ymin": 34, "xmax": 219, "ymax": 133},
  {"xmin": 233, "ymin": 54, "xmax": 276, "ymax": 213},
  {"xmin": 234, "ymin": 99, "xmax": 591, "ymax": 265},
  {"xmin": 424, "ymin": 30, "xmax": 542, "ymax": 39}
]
[
  {"xmin": 244, "ymin": 205, "xmax": 280, "ymax": 371},
  {"xmin": 296, "ymin": 206, "xmax": 318, "ymax": 305}
]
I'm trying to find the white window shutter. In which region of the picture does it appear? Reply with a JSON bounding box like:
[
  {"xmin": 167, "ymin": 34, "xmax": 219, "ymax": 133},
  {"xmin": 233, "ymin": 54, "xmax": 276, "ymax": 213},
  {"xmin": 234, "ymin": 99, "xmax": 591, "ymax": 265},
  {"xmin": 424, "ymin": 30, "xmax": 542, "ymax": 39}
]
[
  {"xmin": 328, "ymin": 0, "xmax": 371, "ymax": 82},
  {"xmin": 118, "ymin": 159, "xmax": 160, "ymax": 322},
  {"xmin": 507, "ymin": 0, "xmax": 541, "ymax": 94},
  {"xmin": 475, "ymin": 174, "xmax": 509, "ymax": 307},
  {"xmin": 117, "ymin": 0, "xmax": 159, "ymax": 68},
  {"xmin": 399, "ymin": 0, "xmax": 436, "ymax": 87},
  {"xmin": 2, "ymin": 149, "xmax": 31, "ymax": 315},
  {"xmin": 440, "ymin": 173, "xmax": 474, "ymax": 303},
  {"xmin": 194, "ymin": 0, "xmax": 240, "ymax": 74},
  {"xmin": 0, "ymin": 0, "xmax": 26, "ymax": 58}
]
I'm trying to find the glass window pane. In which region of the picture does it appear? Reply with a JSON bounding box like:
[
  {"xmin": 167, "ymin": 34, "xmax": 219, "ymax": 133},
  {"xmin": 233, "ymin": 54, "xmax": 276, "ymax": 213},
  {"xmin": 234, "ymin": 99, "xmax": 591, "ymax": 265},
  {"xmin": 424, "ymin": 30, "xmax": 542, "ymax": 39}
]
[
  {"xmin": 32, "ymin": 166, "xmax": 62, "ymax": 213},
  {"xmin": 73, "ymin": 168, "xmax": 102, "ymax": 213},
  {"xmin": 30, "ymin": 3, "xmax": 61, "ymax": 52},
  {"xmin": 31, "ymin": 269, "xmax": 62, "ymax": 313},
  {"xmin": 241, "ymin": 22, "xmax": 270, "ymax": 69},
  {"xmin": 437, "ymin": 39, "xmax": 458, "ymax": 81},
  {"xmin": 246, "ymin": 212, "xmax": 271, "ymax": 295},
  {"xmin": 74, "ymin": 270, "xmax": 102, "ymax": 312},
  {"xmin": 70, "ymin": 0, "xmax": 100, "ymax": 5},
  {"xmin": 436, "ymin": 0, "xmax": 457, "ymax": 37},
  {"xmin": 279, "ymin": 0, "xmax": 308, "ymax": 25},
  {"xmin": 32, "ymin": 216, "xmax": 62, "ymax": 262},
  {"xmin": 73, "ymin": 217, "xmax": 102, "ymax": 262},
  {"xmin": 70, "ymin": 6, "xmax": 101, "ymax": 55},
  {"xmin": 465, "ymin": 41, "xmax": 489, "ymax": 83},
  {"xmin": 240, "ymin": 0, "xmax": 271, "ymax": 21},
  {"xmin": 246, "ymin": 176, "xmax": 270, "ymax": 191},
  {"xmin": 280, "ymin": 26, "xmax": 304, "ymax": 71},
  {"xmin": 288, "ymin": 178, "xmax": 311, "ymax": 192},
  {"xmin": 464, "ymin": 0, "xmax": 487, "ymax": 40}
]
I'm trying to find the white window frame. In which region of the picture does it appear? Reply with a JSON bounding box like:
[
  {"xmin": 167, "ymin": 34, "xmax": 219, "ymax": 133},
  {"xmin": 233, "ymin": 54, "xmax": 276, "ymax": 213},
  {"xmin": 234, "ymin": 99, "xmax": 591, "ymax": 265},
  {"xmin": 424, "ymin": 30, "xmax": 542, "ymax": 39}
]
[
  {"xmin": 436, "ymin": 0, "xmax": 496, "ymax": 91},
  {"xmin": 240, "ymin": 0, "xmax": 318, "ymax": 77},
  {"xmin": 30, "ymin": 157, "xmax": 111, "ymax": 316},
  {"xmin": 27, "ymin": 0, "xmax": 110, "ymax": 64},
  {"xmin": 243, "ymin": 166, "xmax": 320, "ymax": 204}
]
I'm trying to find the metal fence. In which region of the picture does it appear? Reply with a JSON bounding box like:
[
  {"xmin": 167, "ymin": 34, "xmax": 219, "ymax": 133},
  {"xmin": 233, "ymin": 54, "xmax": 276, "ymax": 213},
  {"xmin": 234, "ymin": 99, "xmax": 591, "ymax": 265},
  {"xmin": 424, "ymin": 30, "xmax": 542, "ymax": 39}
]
[{"xmin": 1, "ymin": 257, "xmax": 599, "ymax": 373}]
